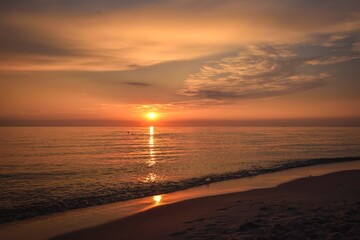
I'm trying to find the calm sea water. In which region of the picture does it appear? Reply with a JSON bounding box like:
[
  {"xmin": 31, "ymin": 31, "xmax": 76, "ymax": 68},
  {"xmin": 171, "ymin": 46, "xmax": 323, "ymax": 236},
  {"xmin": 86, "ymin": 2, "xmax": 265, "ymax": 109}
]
[{"xmin": 0, "ymin": 127, "xmax": 360, "ymax": 223}]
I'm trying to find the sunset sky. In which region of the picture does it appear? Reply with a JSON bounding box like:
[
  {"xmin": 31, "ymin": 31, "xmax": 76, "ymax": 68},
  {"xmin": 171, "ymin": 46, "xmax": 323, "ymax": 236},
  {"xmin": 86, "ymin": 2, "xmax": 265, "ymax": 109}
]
[{"xmin": 0, "ymin": 0, "xmax": 359, "ymax": 126}]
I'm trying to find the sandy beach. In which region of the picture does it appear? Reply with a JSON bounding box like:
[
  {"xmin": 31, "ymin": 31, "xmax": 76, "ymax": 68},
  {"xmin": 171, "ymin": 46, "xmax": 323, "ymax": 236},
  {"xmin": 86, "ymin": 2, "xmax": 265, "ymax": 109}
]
[{"xmin": 53, "ymin": 170, "xmax": 360, "ymax": 240}]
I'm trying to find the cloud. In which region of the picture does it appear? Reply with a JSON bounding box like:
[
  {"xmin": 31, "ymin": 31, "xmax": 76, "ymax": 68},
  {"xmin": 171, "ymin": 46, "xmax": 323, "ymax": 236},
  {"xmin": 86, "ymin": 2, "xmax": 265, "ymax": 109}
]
[
  {"xmin": 0, "ymin": 23, "xmax": 85, "ymax": 58},
  {"xmin": 306, "ymin": 55, "xmax": 360, "ymax": 65},
  {"xmin": 121, "ymin": 81, "xmax": 153, "ymax": 87},
  {"xmin": 0, "ymin": 0, "xmax": 166, "ymax": 13},
  {"xmin": 177, "ymin": 28, "xmax": 360, "ymax": 102},
  {"xmin": 0, "ymin": 21, "xmax": 131, "ymax": 71},
  {"xmin": 0, "ymin": 0, "xmax": 360, "ymax": 71},
  {"xmin": 178, "ymin": 45, "xmax": 328, "ymax": 100},
  {"xmin": 320, "ymin": 33, "xmax": 352, "ymax": 48},
  {"xmin": 307, "ymin": 30, "xmax": 360, "ymax": 65}
]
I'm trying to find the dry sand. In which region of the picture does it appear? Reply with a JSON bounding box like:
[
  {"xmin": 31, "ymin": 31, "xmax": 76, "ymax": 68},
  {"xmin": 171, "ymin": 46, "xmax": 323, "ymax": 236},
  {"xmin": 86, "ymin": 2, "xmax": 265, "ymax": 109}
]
[{"xmin": 53, "ymin": 170, "xmax": 360, "ymax": 240}]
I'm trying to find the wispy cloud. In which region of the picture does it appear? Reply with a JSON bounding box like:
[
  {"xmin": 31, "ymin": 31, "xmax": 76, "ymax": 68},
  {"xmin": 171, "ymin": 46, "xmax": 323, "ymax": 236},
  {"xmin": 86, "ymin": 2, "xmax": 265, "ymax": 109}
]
[
  {"xmin": 308, "ymin": 31, "xmax": 360, "ymax": 65},
  {"xmin": 320, "ymin": 33, "xmax": 353, "ymax": 48},
  {"xmin": 306, "ymin": 55, "xmax": 360, "ymax": 65},
  {"xmin": 121, "ymin": 81, "xmax": 153, "ymax": 87},
  {"xmin": 178, "ymin": 45, "xmax": 328, "ymax": 100},
  {"xmin": 178, "ymin": 27, "xmax": 360, "ymax": 101}
]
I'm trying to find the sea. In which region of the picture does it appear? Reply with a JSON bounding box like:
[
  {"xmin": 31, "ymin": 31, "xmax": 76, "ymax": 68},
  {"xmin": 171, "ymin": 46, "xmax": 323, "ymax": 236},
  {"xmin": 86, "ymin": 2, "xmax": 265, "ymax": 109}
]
[{"xmin": 0, "ymin": 127, "xmax": 359, "ymax": 223}]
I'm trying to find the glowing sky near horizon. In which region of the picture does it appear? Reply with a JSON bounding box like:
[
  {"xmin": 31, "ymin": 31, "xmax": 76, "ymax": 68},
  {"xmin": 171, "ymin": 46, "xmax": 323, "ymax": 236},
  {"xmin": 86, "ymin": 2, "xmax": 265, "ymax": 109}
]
[{"xmin": 0, "ymin": 0, "xmax": 359, "ymax": 124}]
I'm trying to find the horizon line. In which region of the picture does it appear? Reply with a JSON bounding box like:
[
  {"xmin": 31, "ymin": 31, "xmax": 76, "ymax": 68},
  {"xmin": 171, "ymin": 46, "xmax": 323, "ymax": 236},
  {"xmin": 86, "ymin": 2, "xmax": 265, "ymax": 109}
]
[{"xmin": 0, "ymin": 118, "xmax": 359, "ymax": 127}]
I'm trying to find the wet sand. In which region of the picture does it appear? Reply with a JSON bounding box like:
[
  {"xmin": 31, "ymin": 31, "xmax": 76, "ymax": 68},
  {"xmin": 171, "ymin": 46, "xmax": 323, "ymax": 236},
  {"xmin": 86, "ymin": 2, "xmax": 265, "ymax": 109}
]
[{"xmin": 53, "ymin": 170, "xmax": 360, "ymax": 240}]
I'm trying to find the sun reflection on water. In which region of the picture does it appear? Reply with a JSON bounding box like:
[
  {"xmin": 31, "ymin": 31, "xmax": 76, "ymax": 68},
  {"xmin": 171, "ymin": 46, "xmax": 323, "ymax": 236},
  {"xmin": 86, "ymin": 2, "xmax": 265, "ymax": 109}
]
[
  {"xmin": 149, "ymin": 126, "xmax": 154, "ymax": 136},
  {"xmin": 141, "ymin": 126, "xmax": 163, "ymax": 185},
  {"xmin": 144, "ymin": 172, "xmax": 158, "ymax": 182},
  {"xmin": 153, "ymin": 195, "xmax": 162, "ymax": 205},
  {"xmin": 147, "ymin": 126, "xmax": 156, "ymax": 167}
]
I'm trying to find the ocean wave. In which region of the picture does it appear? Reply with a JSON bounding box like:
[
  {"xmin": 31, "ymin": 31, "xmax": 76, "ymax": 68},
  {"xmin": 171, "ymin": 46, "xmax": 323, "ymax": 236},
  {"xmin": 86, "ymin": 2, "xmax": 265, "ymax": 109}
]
[{"xmin": 0, "ymin": 156, "xmax": 359, "ymax": 224}]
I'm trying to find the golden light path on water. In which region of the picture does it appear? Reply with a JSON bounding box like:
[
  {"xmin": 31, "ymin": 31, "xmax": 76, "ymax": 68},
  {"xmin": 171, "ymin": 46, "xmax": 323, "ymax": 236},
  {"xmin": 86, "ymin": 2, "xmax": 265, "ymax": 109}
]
[
  {"xmin": 147, "ymin": 126, "xmax": 164, "ymax": 205},
  {"xmin": 145, "ymin": 126, "xmax": 160, "ymax": 185},
  {"xmin": 147, "ymin": 126, "xmax": 155, "ymax": 167}
]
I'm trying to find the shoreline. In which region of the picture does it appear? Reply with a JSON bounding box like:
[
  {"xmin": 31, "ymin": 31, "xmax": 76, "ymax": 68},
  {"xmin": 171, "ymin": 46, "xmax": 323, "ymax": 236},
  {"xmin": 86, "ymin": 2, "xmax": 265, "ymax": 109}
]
[
  {"xmin": 0, "ymin": 160, "xmax": 359, "ymax": 240},
  {"xmin": 2, "ymin": 156, "xmax": 360, "ymax": 224},
  {"xmin": 54, "ymin": 169, "xmax": 360, "ymax": 240}
]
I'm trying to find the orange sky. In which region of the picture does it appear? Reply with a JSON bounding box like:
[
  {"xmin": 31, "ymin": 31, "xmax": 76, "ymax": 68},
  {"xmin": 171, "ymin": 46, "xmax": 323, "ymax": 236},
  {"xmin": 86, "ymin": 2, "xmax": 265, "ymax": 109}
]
[{"xmin": 0, "ymin": 0, "xmax": 359, "ymax": 126}]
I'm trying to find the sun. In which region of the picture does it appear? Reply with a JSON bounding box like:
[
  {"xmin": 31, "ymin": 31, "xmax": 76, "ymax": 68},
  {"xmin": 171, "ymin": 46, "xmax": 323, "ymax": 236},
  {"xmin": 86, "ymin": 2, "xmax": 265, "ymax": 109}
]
[{"xmin": 146, "ymin": 112, "xmax": 157, "ymax": 120}]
